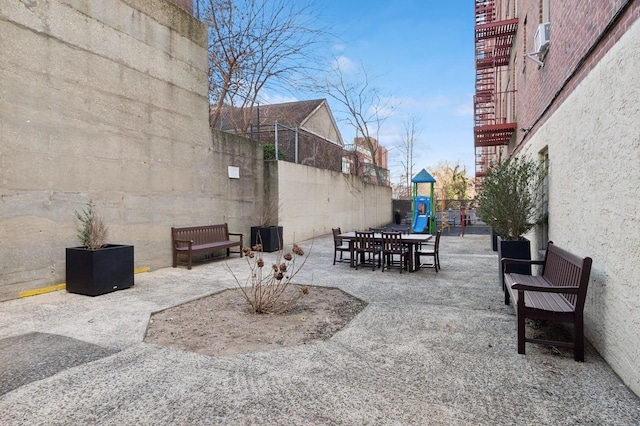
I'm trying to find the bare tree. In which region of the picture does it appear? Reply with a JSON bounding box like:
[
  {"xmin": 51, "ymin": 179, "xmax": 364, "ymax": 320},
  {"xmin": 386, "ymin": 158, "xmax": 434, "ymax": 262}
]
[
  {"xmin": 195, "ymin": 0, "xmax": 325, "ymax": 136},
  {"xmin": 395, "ymin": 116, "xmax": 421, "ymax": 197},
  {"xmin": 314, "ymin": 60, "xmax": 395, "ymax": 185}
]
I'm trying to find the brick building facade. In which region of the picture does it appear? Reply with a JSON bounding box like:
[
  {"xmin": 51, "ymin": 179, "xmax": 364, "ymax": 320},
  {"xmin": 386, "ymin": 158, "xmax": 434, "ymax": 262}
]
[{"xmin": 474, "ymin": 0, "xmax": 640, "ymax": 396}]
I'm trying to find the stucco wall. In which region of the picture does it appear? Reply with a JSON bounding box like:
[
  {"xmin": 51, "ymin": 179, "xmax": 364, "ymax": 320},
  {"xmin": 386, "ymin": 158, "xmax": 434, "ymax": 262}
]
[
  {"xmin": 520, "ymin": 19, "xmax": 640, "ymax": 396},
  {"xmin": 276, "ymin": 161, "xmax": 392, "ymax": 244}
]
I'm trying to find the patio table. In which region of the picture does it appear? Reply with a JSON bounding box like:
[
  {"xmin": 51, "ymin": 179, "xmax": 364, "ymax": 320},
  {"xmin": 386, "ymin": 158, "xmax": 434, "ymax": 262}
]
[{"xmin": 338, "ymin": 231, "xmax": 432, "ymax": 272}]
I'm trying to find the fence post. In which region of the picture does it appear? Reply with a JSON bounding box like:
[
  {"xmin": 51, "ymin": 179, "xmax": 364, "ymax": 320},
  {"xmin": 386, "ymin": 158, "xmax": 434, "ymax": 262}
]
[
  {"xmin": 274, "ymin": 121, "xmax": 279, "ymax": 160},
  {"xmin": 295, "ymin": 127, "xmax": 299, "ymax": 163}
]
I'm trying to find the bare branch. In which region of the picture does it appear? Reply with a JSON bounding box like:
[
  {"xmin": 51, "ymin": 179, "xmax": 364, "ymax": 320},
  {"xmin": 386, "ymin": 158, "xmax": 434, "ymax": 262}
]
[
  {"xmin": 197, "ymin": 0, "xmax": 328, "ymax": 136},
  {"xmin": 311, "ymin": 60, "xmax": 396, "ymax": 185},
  {"xmin": 395, "ymin": 115, "xmax": 422, "ymax": 197}
]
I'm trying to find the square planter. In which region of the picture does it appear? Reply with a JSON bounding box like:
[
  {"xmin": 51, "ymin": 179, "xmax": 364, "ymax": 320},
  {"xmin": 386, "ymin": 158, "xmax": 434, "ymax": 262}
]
[
  {"xmin": 497, "ymin": 237, "xmax": 531, "ymax": 299},
  {"xmin": 250, "ymin": 226, "xmax": 283, "ymax": 252},
  {"xmin": 491, "ymin": 229, "xmax": 498, "ymax": 251},
  {"xmin": 66, "ymin": 244, "xmax": 134, "ymax": 296}
]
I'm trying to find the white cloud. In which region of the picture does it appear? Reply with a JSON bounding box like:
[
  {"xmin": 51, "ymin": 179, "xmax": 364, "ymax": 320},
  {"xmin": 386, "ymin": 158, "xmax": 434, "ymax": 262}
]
[{"xmin": 331, "ymin": 55, "xmax": 357, "ymax": 74}]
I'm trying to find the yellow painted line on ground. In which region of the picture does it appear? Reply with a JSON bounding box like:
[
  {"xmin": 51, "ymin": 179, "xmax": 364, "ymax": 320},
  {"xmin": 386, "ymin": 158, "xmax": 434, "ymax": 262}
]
[
  {"xmin": 18, "ymin": 267, "xmax": 151, "ymax": 298},
  {"xmin": 19, "ymin": 283, "xmax": 66, "ymax": 298}
]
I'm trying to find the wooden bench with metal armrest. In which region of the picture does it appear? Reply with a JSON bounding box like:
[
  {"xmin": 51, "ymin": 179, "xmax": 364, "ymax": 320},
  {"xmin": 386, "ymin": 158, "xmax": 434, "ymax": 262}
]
[
  {"xmin": 502, "ymin": 241, "xmax": 592, "ymax": 361},
  {"xmin": 172, "ymin": 223, "xmax": 243, "ymax": 270}
]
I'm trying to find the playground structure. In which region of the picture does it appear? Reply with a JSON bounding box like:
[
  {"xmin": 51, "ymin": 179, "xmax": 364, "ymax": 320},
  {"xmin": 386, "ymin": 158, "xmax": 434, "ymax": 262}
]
[
  {"xmin": 412, "ymin": 195, "xmax": 431, "ymax": 233},
  {"xmin": 401, "ymin": 169, "xmax": 482, "ymax": 235},
  {"xmin": 411, "ymin": 169, "xmax": 436, "ymax": 234}
]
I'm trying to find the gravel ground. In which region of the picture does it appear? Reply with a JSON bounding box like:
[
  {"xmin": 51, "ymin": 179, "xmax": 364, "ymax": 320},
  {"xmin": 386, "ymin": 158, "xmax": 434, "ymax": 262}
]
[{"xmin": 1, "ymin": 233, "xmax": 639, "ymax": 425}]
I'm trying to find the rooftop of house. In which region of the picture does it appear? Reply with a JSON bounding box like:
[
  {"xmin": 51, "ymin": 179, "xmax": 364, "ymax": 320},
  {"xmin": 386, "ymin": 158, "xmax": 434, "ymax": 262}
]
[{"xmin": 212, "ymin": 99, "xmax": 326, "ymax": 131}]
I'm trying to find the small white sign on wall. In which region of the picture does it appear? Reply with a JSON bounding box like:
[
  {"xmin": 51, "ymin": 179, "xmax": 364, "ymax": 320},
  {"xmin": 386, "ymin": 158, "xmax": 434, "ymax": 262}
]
[{"xmin": 228, "ymin": 166, "xmax": 240, "ymax": 179}]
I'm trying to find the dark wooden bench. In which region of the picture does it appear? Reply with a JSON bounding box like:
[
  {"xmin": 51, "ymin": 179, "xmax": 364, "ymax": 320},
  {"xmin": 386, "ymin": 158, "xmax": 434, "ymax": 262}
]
[
  {"xmin": 502, "ymin": 241, "xmax": 592, "ymax": 361},
  {"xmin": 171, "ymin": 224, "xmax": 243, "ymax": 270}
]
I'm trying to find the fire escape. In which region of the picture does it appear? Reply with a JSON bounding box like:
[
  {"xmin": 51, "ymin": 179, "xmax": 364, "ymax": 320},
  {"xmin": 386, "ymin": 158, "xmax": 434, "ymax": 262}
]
[{"xmin": 474, "ymin": 0, "xmax": 518, "ymax": 189}]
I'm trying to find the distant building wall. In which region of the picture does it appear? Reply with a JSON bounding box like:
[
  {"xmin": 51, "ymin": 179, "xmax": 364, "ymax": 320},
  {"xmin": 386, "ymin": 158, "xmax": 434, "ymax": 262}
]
[
  {"xmin": 302, "ymin": 104, "xmax": 342, "ymax": 145},
  {"xmin": 518, "ymin": 7, "xmax": 640, "ymax": 396}
]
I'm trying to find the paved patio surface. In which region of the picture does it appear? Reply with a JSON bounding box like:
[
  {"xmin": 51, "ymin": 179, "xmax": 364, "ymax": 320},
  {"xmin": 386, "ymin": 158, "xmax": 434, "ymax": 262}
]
[{"xmin": 1, "ymin": 233, "xmax": 639, "ymax": 425}]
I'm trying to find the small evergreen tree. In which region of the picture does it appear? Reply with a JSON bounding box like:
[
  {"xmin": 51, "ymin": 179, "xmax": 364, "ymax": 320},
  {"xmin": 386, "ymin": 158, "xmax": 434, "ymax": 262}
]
[
  {"xmin": 478, "ymin": 156, "xmax": 545, "ymax": 241},
  {"xmin": 74, "ymin": 200, "xmax": 108, "ymax": 249}
]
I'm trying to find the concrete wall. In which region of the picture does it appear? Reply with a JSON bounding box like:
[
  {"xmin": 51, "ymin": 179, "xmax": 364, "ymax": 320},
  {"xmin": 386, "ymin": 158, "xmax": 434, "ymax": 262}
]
[
  {"xmin": 0, "ymin": 0, "xmax": 392, "ymax": 301},
  {"xmin": 520, "ymin": 18, "xmax": 640, "ymax": 396},
  {"xmin": 0, "ymin": 0, "xmax": 209, "ymax": 301},
  {"xmin": 210, "ymin": 130, "xmax": 264, "ymax": 239},
  {"xmin": 275, "ymin": 161, "xmax": 393, "ymax": 244}
]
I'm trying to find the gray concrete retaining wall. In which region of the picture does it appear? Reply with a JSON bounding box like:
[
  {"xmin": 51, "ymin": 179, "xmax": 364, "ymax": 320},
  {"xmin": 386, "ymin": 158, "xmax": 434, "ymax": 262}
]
[
  {"xmin": 277, "ymin": 160, "xmax": 393, "ymax": 244},
  {"xmin": 0, "ymin": 0, "xmax": 392, "ymax": 301},
  {"xmin": 0, "ymin": 0, "xmax": 211, "ymax": 300}
]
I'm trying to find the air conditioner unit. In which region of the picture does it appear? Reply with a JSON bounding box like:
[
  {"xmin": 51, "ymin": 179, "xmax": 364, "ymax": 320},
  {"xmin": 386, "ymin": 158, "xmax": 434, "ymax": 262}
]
[{"xmin": 534, "ymin": 22, "xmax": 550, "ymax": 53}]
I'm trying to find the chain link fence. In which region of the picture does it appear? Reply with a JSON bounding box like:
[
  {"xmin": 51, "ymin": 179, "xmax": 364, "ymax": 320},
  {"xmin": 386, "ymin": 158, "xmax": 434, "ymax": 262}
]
[{"xmin": 251, "ymin": 123, "xmax": 389, "ymax": 186}]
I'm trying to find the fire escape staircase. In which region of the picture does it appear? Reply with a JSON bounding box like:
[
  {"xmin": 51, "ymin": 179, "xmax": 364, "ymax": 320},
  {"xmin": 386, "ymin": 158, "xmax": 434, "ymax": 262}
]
[{"xmin": 474, "ymin": 0, "xmax": 518, "ymax": 183}]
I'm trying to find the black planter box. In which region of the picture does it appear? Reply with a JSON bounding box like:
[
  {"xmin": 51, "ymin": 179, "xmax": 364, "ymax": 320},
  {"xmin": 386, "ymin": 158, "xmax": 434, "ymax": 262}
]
[
  {"xmin": 497, "ymin": 237, "xmax": 531, "ymax": 296},
  {"xmin": 250, "ymin": 226, "xmax": 283, "ymax": 252},
  {"xmin": 66, "ymin": 244, "xmax": 134, "ymax": 296},
  {"xmin": 491, "ymin": 229, "xmax": 498, "ymax": 251},
  {"xmin": 498, "ymin": 238, "xmax": 532, "ymax": 274}
]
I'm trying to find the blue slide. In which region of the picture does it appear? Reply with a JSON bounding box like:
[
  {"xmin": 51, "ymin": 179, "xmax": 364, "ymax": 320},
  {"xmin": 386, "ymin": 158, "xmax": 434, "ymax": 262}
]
[
  {"xmin": 412, "ymin": 195, "xmax": 431, "ymax": 233},
  {"xmin": 412, "ymin": 213, "xmax": 428, "ymax": 233}
]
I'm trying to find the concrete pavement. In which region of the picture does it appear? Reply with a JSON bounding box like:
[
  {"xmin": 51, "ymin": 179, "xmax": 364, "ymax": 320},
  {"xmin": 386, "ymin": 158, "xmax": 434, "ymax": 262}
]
[{"xmin": 1, "ymin": 233, "xmax": 639, "ymax": 425}]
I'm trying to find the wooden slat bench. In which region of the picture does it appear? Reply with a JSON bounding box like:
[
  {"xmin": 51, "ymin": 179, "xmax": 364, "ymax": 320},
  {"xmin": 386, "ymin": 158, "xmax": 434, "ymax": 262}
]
[
  {"xmin": 502, "ymin": 241, "xmax": 592, "ymax": 361},
  {"xmin": 171, "ymin": 224, "xmax": 243, "ymax": 270}
]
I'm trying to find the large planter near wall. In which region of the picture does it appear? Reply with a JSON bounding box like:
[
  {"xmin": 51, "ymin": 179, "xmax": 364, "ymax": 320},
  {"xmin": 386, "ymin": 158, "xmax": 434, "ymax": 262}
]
[
  {"xmin": 250, "ymin": 226, "xmax": 283, "ymax": 252},
  {"xmin": 66, "ymin": 245, "xmax": 134, "ymax": 296},
  {"xmin": 497, "ymin": 237, "xmax": 531, "ymax": 301}
]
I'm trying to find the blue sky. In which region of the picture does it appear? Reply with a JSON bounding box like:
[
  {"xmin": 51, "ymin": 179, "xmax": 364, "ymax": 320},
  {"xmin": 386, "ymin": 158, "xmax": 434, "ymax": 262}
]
[
  {"xmin": 264, "ymin": 1, "xmax": 475, "ymax": 183},
  {"xmin": 322, "ymin": 0, "xmax": 475, "ymax": 181}
]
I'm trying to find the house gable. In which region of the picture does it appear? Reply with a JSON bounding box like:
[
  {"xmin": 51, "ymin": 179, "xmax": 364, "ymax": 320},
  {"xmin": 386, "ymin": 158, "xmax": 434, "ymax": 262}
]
[
  {"xmin": 213, "ymin": 99, "xmax": 344, "ymax": 147},
  {"xmin": 300, "ymin": 100, "xmax": 344, "ymax": 146}
]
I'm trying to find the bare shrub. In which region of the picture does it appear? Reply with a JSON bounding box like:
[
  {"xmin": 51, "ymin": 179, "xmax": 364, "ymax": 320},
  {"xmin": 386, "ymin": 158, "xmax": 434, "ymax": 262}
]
[{"xmin": 232, "ymin": 240, "xmax": 311, "ymax": 314}]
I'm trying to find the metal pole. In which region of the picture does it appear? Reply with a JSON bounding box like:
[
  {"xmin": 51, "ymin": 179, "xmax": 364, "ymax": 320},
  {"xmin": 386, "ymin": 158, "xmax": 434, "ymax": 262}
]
[
  {"xmin": 295, "ymin": 127, "xmax": 299, "ymax": 163},
  {"xmin": 274, "ymin": 121, "xmax": 279, "ymax": 160}
]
